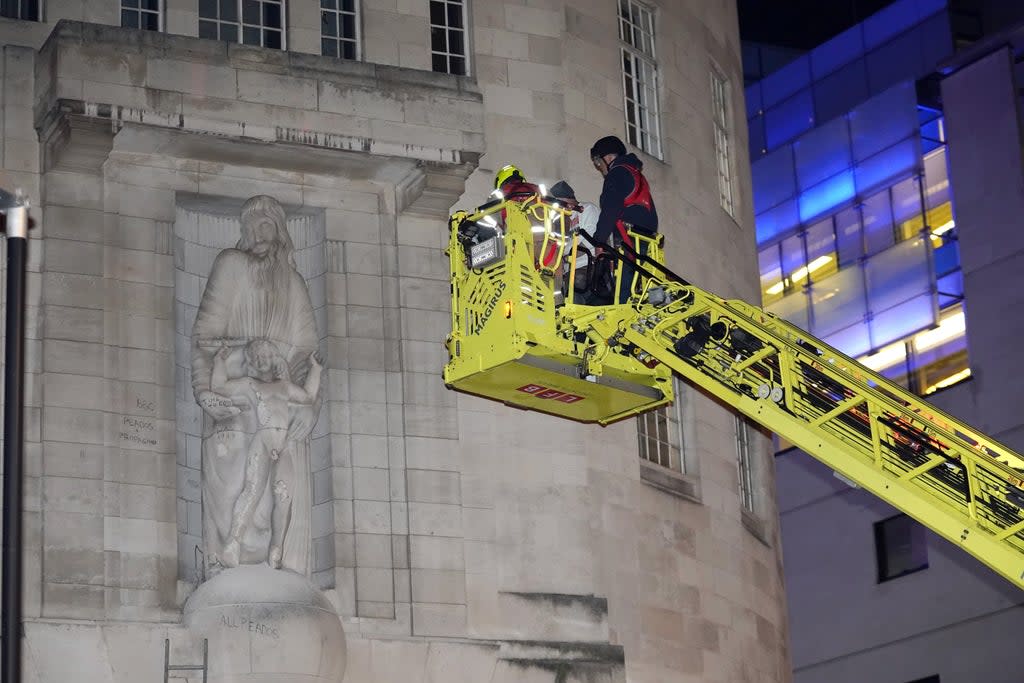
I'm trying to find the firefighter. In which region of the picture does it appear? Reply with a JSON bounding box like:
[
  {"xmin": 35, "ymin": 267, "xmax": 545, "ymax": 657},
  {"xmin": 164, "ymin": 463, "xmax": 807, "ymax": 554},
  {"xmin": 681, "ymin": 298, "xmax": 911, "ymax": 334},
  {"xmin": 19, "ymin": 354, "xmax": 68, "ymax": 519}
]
[
  {"xmin": 589, "ymin": 135, "xmax": 658, "ymax": 303},
  {"xmin": 494, "ymin": 164, "xmax": 539, "ymax": 199},
  {"xmin": 493, "ymin": 165, "xmax": 556, "ymax": 271}
]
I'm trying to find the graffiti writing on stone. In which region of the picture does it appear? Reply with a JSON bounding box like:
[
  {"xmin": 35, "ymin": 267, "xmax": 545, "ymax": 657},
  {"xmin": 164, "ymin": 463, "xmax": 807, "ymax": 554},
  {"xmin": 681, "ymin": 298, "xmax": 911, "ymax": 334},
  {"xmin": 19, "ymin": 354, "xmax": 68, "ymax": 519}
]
[
  {"xmin": 220, "ymin": 613, "xmax": 280, "ymax": 639},
  {"xmin": 119, "ymin": 415, "xmax": 158, "ymax": 447}
]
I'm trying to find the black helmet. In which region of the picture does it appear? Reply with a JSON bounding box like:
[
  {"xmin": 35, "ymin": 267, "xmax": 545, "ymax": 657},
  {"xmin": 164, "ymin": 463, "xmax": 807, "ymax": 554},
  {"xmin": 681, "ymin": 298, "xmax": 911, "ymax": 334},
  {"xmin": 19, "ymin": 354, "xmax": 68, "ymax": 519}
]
[
  {"xmin": 549, "ymin": 180, "xmax": 577, "ymax": 201},
  {"xmin": 590, "ymin": 135, "xmax": 627, "ymax": 159}
]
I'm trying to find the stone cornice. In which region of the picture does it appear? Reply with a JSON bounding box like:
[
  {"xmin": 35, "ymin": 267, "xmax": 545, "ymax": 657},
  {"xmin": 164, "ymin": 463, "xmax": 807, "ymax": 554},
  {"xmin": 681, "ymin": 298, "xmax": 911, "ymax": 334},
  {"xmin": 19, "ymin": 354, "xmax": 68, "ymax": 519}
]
[
  {"xmin": 39, "ymin": 99, "xmax": 476, "ymax": 165},
  {"xmin": 35, "ymin": 21, "xmax": 484, "ymax": 166}
]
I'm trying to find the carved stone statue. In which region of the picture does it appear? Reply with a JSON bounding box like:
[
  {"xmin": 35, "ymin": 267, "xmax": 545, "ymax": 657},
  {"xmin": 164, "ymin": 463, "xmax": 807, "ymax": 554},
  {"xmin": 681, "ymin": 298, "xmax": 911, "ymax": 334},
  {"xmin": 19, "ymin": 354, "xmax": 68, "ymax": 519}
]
[{"xmin": 191, "ymin": 195, "xmax": 320, "ymax": 578}]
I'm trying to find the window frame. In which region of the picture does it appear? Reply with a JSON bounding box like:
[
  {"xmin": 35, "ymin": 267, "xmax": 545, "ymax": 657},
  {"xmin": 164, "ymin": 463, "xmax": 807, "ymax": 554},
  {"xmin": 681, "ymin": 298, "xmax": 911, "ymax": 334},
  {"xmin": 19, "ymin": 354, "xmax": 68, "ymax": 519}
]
[
  {"xmin": 121, "ymin": 0, "xmax": 163, "ymax": 32},
  {"xmin": 637, "ymin": 378, "xmax": 686, "ymax": 475},
  {"xmin": 711, "ymin": 65, "xmax": 736, "ymax": 217},
  {"xmin": 319, "ymin": 0, "xmax": 360, "ymax": 60},
  {"xmin": 736, "ymin": 415, "xmax": 756, "ymax": 513},
  {"xmin": 198, "ymin": 0, "xmax": 287, "ymax": 50},
  {"xmin": 429, "ymin": 0, "xmax": 469, "ymax": 76},
  {"xmin": 0, "ymin": 0, "xmax": 40, "ymax": 21},
  {"xmin": 759, "ymin": 218, "xmax": 840, "ymax": 303},
  {"xmin": 618, "ymin": 0, "xmax": 663, "ymax": 159}
]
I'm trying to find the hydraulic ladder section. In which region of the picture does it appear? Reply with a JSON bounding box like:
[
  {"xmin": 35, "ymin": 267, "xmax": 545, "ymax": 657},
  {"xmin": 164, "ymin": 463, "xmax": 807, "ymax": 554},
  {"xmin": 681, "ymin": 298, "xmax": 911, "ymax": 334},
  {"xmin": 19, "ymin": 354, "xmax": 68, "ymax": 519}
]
[
  {"xmin": 580, "ymin": 278, "xmax": 1024, "ymax": 590},
  {"xmin": 443, "ymin": 197, "xmax": 1024, "ymax": 589}
]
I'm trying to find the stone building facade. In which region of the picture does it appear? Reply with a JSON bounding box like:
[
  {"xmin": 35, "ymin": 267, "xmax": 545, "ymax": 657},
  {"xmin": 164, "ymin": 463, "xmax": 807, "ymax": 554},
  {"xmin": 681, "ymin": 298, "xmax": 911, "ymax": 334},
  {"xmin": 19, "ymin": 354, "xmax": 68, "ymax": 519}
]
[{"xmin": 0, "ymin": 1, "xmax": 790, "ymax": 681}]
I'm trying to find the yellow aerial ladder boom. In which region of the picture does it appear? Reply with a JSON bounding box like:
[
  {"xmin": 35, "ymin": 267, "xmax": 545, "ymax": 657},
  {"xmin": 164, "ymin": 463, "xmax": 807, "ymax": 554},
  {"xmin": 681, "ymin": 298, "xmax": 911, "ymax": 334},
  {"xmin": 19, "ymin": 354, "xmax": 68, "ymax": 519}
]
[{"xmin": 443, "ymin": 195, "xmax": 1024, "ymax": 590}]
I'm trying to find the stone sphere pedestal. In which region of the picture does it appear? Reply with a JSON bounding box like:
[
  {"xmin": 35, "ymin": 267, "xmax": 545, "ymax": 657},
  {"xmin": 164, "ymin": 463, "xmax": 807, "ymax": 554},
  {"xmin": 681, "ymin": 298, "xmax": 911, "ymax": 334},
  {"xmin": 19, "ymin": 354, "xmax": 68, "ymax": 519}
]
[{"xmin": 184, "ymin": 565, "xmax": 346, "ymax": 683}]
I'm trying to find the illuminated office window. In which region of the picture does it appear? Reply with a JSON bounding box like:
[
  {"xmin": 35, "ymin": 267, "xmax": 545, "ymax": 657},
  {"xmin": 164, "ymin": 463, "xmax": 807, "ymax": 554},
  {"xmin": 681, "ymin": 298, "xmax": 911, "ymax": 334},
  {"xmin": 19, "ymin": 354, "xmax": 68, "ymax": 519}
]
[
  {"xmin": 0, "ymin": 0, "xmax": 39, "ymax": 19},
  {"xmin": 321, "ymin": 0, "xmax": 358, "ymax": 59},
  {"xmin": 199, "ymin": 0, "xmax": 285, "ymax": 49},
  {"xmin": 619, "ymin": 0, "xmax": 662, "ymax": 159},
  {"xmin": 758, "ymin": 220, "xmax": 838, "ymax": 303},
  {"xmin": 638, "ymin": 379, "xmax": 685, "ymax": 474},
  {"xmin": 430, "ymin": 0, "xmax": 467, "ymax": 75},
  {"xmin": 859, "ymin": 303, "xmax": 969, "ymax": 395},
  {"xmin": 122, "ymin": 0, "xmax": 160, "ymax": 30},
  {"xmin": 759, "ymin": 245, "xmax": 784, "ymax": 305},
  {"xmin": 902, "ymin": 148, "xmax": 954, "ymax": 245}
]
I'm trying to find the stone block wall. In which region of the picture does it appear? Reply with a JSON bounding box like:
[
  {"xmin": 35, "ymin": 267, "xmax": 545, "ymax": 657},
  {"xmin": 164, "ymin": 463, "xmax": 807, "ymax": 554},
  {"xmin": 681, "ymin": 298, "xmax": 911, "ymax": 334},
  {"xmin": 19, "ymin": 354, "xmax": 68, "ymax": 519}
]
[
  {"xmin": 14, "ymin": 17, "xmax": 483, "ymax": 637},
  {"xmin": 451, "ymin": 1, "xmax": 790, "ymax": 681}
]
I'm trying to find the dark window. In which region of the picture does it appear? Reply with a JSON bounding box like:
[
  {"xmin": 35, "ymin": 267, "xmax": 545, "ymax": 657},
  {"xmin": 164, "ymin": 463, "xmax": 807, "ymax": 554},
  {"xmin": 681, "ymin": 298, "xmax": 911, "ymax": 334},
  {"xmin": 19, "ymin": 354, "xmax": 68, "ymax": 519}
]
[
  {"xmin": 874, "ymin": 514, "xmax": 929, "ymax": 582},
  {"xmin": 430, "ymin": 0, "xmax": 467, "ymax": 75},
  {"xmin": 122, "ymin": 0, "xmax": 160, "ymax": 31},
  {"xmin": 638, "ymin": 379, "xmax": 686, "ymax": 473},
  {"xmin": 199, "ymin": 0, "xmax": 284, "ymax": 48},
  {"xmin": 711, "ymin": 67, "xmax": 733, "ymax": 214},
  {"xmin": 320, "ymin": 0, "xmax": 357, "ymax": 60},
  {"xmin": 736, "ymin": 416, "xmax": 756, "ymax": 512},
  {"xmin": 905, "ymin": 676, "xmax": 939, "ymax": 683},
  {"xmin": 0, "ymin": 0, "xmax": 40, "ymax": 21}
]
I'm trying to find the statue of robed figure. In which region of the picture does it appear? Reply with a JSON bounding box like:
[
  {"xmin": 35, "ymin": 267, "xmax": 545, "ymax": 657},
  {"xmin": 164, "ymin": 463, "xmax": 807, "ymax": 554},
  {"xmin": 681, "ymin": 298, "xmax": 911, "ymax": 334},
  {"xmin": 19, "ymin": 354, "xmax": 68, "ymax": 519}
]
[{"xmin": 191, "ymin": 195, "xmax": 321, "ymax": 578}]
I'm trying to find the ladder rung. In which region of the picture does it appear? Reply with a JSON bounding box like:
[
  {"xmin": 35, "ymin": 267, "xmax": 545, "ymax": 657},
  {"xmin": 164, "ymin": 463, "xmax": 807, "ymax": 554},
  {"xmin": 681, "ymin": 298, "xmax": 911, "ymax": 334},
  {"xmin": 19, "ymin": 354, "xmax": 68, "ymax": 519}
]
[{"xmin": 164, "ymin": 638, "xmax": 208, "ymax": 683}]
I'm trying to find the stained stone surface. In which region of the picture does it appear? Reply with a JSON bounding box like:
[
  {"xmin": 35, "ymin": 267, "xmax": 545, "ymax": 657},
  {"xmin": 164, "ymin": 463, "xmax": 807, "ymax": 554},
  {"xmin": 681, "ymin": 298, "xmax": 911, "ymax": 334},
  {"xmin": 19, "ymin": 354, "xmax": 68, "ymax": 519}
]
[{"xmin": 184, "ymin": 564, "xmax": 346, "ymax": 683}]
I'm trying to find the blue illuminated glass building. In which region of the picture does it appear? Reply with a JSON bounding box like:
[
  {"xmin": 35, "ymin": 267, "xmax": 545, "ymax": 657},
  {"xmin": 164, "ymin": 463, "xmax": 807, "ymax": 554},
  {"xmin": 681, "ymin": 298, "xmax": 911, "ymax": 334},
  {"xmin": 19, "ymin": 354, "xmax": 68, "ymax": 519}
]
[
  {"xmin": 747, "ymin": 1, "xmax": 1024, "ymax": 681},
  {"xmin": 747, "ymin": 0, "xmax": 968, "ymax": 394}
]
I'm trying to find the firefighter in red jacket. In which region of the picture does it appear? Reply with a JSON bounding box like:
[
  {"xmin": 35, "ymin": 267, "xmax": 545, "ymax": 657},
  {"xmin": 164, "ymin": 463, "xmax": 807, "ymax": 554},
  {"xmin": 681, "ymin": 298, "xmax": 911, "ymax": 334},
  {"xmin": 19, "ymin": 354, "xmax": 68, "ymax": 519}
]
[
  {"xmin": 495, "ymin": 164, "xmax": 539, "ymax": 200},
  {"xmin": 493, "ymin": 164, "xmax": 559, "ymax": 271},
  {"xmin": 589, "ymin": 135, "xmax": 658, "ymax": 303}
]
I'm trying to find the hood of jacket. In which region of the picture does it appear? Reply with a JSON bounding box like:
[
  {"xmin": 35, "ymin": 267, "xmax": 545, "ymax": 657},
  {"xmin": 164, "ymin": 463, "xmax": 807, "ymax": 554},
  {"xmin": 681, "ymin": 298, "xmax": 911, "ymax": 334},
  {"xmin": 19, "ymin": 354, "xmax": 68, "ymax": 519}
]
[{"xmin": 610, "ymin": 153, "xmax": 643, "ymax": 172}]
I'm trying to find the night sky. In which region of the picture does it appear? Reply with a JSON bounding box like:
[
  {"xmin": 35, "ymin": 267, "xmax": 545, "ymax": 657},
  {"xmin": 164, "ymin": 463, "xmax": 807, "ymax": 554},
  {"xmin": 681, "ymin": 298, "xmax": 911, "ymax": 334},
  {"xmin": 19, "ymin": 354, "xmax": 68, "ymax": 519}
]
[{"xmin": 737, "ymin": 0, "xmax": 900, "ymax": 49}]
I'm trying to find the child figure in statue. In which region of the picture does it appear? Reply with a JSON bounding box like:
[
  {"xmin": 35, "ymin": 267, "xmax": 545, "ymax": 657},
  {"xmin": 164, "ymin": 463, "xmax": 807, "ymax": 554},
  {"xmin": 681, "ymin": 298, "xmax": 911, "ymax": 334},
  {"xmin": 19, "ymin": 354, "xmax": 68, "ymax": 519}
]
[{"xmin": 211, "ymin": 338, "xmax": 322, "ymax": 569}]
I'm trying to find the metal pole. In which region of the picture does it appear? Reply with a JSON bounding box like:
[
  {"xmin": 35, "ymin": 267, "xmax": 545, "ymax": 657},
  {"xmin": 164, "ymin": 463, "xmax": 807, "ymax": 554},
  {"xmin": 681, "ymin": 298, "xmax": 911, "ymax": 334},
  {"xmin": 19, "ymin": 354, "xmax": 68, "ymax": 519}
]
[{"xmin": 1, "ymin": 188, "xmax": 29, "ymax": 683}]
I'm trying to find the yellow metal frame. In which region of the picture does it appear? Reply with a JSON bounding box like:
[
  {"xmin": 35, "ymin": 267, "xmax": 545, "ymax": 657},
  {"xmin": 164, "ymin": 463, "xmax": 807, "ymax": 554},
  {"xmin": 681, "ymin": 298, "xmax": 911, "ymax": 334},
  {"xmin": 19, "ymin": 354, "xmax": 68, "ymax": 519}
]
[{"xmin": 444, "ymin": 197, "xmax": 1024, "ymax": 589}]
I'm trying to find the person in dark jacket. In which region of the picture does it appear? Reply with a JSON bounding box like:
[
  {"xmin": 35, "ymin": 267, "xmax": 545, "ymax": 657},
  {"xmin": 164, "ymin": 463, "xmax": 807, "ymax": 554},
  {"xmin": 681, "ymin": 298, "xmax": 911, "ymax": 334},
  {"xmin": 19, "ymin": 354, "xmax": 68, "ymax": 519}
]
[{"xmin": 589, "ymin": 135, "xmax": 658, "ymax": 303}]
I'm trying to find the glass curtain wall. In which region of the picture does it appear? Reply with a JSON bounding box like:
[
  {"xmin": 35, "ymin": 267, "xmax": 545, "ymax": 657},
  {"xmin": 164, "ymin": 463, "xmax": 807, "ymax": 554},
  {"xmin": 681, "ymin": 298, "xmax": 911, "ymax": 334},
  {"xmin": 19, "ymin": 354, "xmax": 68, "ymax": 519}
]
[
  {"xmin": 757, "ymin": 143, "xmax": 966, "ymax": 394},
  {"xmin": 746, "ymin": 0, "xmax": 953, "ymax": 161},
  {"xmin": 749, "ymin": 0, "xmax": 969, "ymax": 399}
]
